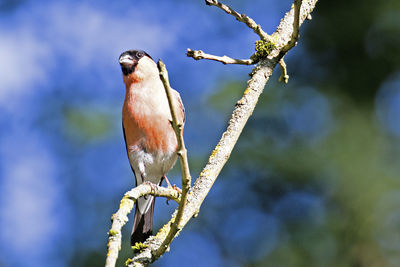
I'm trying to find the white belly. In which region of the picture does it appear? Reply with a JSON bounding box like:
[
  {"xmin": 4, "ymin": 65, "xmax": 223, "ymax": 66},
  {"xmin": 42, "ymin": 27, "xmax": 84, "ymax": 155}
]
[{"xmin": 128, "ymin": 145, "xmax": 178, "ymax": 213}]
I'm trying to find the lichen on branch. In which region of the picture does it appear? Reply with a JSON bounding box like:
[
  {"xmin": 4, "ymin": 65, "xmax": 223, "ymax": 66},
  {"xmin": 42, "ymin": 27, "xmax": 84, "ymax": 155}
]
[{"xmin": 250, "ymin": 39, "xmax": 277, "ymax": 62}]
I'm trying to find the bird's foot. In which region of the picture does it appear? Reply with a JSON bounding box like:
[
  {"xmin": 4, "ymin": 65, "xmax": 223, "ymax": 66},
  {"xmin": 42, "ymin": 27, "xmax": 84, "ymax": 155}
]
[
  {"xmin": 163, "ymin": 175, "xmax": 172, "ymax": 188},
  {"xmin": 172, "ymin": 184, "xmax": 182, "ymax": 194},
  {"xmin": 143, "ymin": 181, "xmax": 157, "ymax": 196}
]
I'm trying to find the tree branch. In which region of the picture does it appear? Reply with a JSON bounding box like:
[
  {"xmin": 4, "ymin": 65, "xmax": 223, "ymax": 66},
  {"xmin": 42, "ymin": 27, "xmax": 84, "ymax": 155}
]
[
  {"xmin": 186, "ymin": 49, "xmax": 254, "ymax": 65},
  {"xmin": 282, "ymin": 0, "xmax": 302, "ymax": 52},
  {"xmin": 155, "ymin": 59, "xmax": 192, "ymax": 256},
  {"xmin": 278, "ymin": 57, "xmax": 289, "ymax": 83},
  {"xmin": 205, "ymin": 0, "xmax": 271, "ymax": 42},
  {"xmin": 125, "ymin": 0, "xmax": 319, "ymax": 266},
  {"xmin": 105, "ymin": 184, "xmax": 181, "ymax": 267}
]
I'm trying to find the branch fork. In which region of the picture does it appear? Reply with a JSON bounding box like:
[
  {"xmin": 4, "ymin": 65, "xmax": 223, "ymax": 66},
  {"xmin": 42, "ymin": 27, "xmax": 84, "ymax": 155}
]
[
  {"xmin": 105, "ymin": 184, "xmax": 181, "ymax": 267},
  {"xmin": 187, "ymin": 0, "xmax": 304, "ymax": 83}
]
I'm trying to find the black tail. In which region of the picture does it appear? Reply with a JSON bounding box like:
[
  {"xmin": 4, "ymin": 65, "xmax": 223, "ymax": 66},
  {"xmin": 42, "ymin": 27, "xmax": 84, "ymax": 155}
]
[{"xmin": 131, "ymin": 198, "xmax": 155, "ymax": 246}]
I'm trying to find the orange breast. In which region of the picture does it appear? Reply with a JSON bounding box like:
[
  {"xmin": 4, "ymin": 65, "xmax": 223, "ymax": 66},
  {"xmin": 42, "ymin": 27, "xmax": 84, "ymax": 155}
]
[{"xmin": 122, "ymin": 97, "xmax": 177, "ymax": 154}]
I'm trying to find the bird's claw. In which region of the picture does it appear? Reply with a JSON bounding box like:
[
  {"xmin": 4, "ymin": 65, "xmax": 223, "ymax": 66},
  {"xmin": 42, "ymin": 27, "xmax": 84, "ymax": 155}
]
[
  {"xmin": 144, "ymin": 181, "xmax": 157, "ymax": 195},
  {"xmin": 166, "ymin": 184, "xmax": 182, "ymax": 204},
  {"xmin": 162, "ymin": 176, "xmax": 182, "ymax": 204},
  {"xmin": 163, "ymin": 175, "xmax": 172, "ymax": 187},
  {"xmin": 172, "ymin": 184, "xmax": 182, "ymax": 194}
]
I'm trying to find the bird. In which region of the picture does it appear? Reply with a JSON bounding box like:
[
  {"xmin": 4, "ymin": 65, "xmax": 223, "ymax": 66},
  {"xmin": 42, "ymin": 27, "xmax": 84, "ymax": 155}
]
[{"xmin": 119, "ymin": 49, "xmax": 185, "ymax": 246}]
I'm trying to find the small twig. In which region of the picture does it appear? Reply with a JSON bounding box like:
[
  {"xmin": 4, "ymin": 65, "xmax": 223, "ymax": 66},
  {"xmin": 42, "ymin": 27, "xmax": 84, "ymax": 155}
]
[
  {"xmin": 187, "ymin": 49, "xmax": 254, "ymax": 65},
  {"xmin": 292, "ymin": 0, "xmax": 302, "ymax": 41},
  {"xmin": 278, "ymin": 57, "xmax": 289, "ymax": 83},
  {"xmin": 105, "ymin": 184, "xmax": 181, "ymax": 267},
  {"xmin": 155, "ymin": 59, "xmax": 192, "ymax": 256},
  {"xmin": 282, "ymin": 0, "xmax": 302, "ymax": 52},
  {"xmin": 205, "ymin": 0, "xmax": 271, "ymax": 42}
]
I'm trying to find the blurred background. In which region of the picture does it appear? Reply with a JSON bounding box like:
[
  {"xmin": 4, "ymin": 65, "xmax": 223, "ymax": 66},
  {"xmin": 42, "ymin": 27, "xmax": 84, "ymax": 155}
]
[{"xmin": 0, "ymin": 0, "xmax": 400, "ymax": 266}]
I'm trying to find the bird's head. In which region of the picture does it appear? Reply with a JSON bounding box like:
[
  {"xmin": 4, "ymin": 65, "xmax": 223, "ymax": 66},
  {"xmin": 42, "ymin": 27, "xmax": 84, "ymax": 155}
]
[{"xmin": 119, "ymin": 50, "xmax": 156, "ymax": 84}]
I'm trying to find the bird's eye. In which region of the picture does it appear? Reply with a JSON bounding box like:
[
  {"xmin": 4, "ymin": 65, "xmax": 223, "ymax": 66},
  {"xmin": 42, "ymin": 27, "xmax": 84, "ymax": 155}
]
[{"xmin": 136, "ymin": 51, "xmax": 144, "ymax": 58}]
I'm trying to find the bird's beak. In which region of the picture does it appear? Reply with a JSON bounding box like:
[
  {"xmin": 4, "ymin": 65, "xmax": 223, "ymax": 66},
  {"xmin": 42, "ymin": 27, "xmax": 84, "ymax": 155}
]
[{"xmin": 119, "ymin": 54, "xmax": 134, "ymax": 65}]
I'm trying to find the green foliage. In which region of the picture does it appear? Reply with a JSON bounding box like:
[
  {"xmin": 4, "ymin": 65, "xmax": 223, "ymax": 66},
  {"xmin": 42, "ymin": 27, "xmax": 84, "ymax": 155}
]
[
  {"xmin": 208, "ymin": 81, "xmax": 245, "ymax": 112},
  {"xmin": 63, "ymin": 106, "xmax": 114, "ymax": 143}
]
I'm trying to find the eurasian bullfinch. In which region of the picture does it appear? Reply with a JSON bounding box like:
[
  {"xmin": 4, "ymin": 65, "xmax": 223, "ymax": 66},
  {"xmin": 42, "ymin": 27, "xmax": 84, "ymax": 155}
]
[{"xmin": 119, "ymin": 50, "xmax": 185, "ymax": 245}]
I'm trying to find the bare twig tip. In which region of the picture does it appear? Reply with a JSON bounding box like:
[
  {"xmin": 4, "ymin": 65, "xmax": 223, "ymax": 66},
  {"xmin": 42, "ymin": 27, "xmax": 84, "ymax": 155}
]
[{"xmin": 187, "ymin": 48, "xmax": 254, "ymax": 65}]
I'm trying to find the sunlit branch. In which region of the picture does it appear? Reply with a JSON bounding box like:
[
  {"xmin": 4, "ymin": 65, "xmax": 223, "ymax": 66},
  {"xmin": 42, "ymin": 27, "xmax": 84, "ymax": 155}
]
[
  {"xmin": 205, "ymin": 0, "xmax": 271, "ymax": 42},
  {"xmin": 186, "ymin": 49, "xmax": 254, "ymax": 65},
  {"xmin": 154, "ymin": 59, "xmax": 192, "ymax": 257},
  {"xmin": 105, "ymin": 184, "xmax": 181, "ymax": 267},
  {"xmin": 278, "ymin": 57, "xmax": 289, "ymax": 83},
  {"xmin": 282, "ymin": 0, "xmax": 302, "ymax": 52}
]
